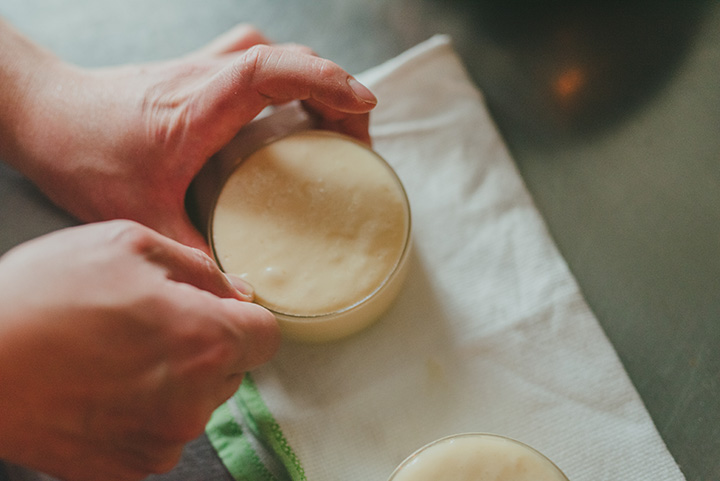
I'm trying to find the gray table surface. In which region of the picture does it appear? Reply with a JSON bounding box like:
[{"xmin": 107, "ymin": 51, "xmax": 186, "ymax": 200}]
[{"xmin": 1, "ymin": 1, "xmax": 718, "ymax": 481}]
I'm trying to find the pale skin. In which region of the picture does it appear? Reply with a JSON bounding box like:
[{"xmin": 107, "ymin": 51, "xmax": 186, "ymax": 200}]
[
  {"xmin": 0, "ymin": 220, "xmax": 280, "ymax": 480},
  {"xmin": 0, "ymin": 17, "xmax": 376, "ymax": 481},
  {"xmin": 0, "ymin": 19, "xmax": 376, "ymax": 253}
]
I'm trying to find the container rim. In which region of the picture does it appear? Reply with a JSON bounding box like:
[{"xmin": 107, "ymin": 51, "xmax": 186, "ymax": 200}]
[
  {"xmin": 387, "ymin": 433, "xmax": 569, "ymax": 481},
  {"xmin": 208, "ymin": 129, "xmax": 413, "ymax": 321}
]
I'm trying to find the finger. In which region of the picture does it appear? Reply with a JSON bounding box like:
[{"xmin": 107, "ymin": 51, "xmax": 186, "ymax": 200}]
[
  {"xmin": 239, "ymin": 46, "xmax": 377, "ymax": 109},
  {"xmin": 190, "ymin": 45, "xmax": 377, "ymax": 151},
  {"xmin": 261, "ymin": 42, "xmax": 374, "ymax": 141},
  {"xmin": 137, "ymin": 229, "xmax": 254, "ymax": 302},
  {"xmin": 240, "ymin": 45, "xmax": 372, "ymax": 142},
  {"xmin": 191, "ymin": 24, "xmax": 270, "ymax": 58},
  {"xmin": 164, "ymin": 290, "xmax": 280, "ymax": 374},
  {"xmin": 160, "ymin": 221, "xmax": 257, "ymax": 300},
  {"xmin": 303, "ymin": 101, "xmax": 372, "ymax": 145},
  {"xmin": 217, "ymin": 299, "xmax": 280, "ymax": 372},
  {"xmin": 191, "ymin": 42, "xmax": 318, "ymax": 74}
]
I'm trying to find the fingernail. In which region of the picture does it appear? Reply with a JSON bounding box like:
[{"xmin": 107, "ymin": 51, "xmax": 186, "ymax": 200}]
[
  {"xmin": 225, "ymin": 274, "xmax": 255, "ymax": 301},
  {"xmin": 347, "ymin": 77, "xmax": 377, "ymax": 105}
]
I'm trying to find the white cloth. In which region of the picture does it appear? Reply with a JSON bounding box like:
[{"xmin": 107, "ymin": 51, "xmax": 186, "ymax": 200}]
[{"xmin": 250, "ymin": 35, "xmax": 685, "ymax": 481}]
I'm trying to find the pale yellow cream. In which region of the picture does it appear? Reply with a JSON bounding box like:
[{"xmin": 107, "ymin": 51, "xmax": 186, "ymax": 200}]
[
  {"xmin": 390, "ymin": 434, "xmax": 568, "ymax": 481},
  {"xmin": 211, "ymin": 130, "xmax": 410, "ymax": 342}
]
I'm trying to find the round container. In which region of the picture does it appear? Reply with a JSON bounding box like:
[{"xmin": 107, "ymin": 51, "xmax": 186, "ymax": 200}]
[
  {"xmin": 389, "ymin": 433, "xmax": 569, "ymax": 481},
  {"xmin": 209, "ymin": 130, "xmax": 412, "ymax": 343}
]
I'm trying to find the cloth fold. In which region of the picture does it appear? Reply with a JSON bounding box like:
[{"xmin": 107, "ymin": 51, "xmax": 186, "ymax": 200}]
[{"xmin": 208, "ymin": 35, "xmax": 685, "ymax": 481}]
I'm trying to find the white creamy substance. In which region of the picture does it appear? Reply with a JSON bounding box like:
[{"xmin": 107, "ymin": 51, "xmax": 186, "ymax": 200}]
[
  {"xmin": 211, "ymin": 130, "xmax": 410, "ymax": 341},
  {"xmin": 391, "ymin": 434, "xmax": 568, "ymax": 481}
]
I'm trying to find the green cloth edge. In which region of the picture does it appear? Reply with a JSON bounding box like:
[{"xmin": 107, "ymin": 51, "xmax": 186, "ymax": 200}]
[
  {"xmin": 206, "ymin": 400, "xmax": 277, "ymax": 481},
  {"xmin": 234, "ymin": 374, "xmax": 307, "ymax": 481}
]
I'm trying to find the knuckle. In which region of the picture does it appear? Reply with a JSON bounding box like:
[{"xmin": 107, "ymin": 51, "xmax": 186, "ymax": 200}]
[
  {"xmin": 314, "ymin": 58, "xmax": 342, "ymax": 83},
  {"xmin": 194, "ymin": 330, "xmax": 239, "ymax": 372},
  {"xmin": 108, "ymin": 220, "xmax": 154, "ymax": 251},
  {"xmin": 230, "ymin": 44, "xmax": 271, "ymax": 91},
  {"xmin": 141, "ymin": 80, "xmax": 193, "ymax": 148},
  {"xmin": 190, "ymin": 246, "xmax": 218, "ymax": 273},
  {"xmin": 242, "ymin": 43, "xmax": 272, "ymax": 69}
]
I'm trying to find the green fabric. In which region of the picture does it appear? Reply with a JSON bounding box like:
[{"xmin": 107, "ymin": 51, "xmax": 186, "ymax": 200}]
[
  {"xmin": 234, "ymin": 375, "xmax": 307, "ymax": 481},
  {"xmin": 206, "ymin": 375, "xmax": 306, "ymax": 481},
  {"xmin": 206, "ymin": 399, "xmax": 275, "ymax": 480}
]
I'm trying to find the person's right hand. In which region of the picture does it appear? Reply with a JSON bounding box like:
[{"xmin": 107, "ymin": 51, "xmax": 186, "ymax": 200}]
[{"xmin": 0, "ymin": 220, "xmax": 280, "ymax": 481}]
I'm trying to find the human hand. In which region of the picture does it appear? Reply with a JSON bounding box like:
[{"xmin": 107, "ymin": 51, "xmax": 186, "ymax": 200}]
[
  {"xmin": 0, "ymin": 220, "xmax": 279, "ymax": 481},
  {"xmin": 4, "ymin": 23, "xmax": 377, "ymax": 252}
]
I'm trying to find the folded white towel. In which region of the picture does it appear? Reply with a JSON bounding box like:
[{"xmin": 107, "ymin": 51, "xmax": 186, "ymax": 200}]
[{"xmin": 208, "ymin": 35, "xmax": 685, "ymax": 481}]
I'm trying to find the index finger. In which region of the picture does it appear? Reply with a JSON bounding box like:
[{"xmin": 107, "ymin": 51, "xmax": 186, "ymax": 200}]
[
  {"xmin": 191, "ymin": 45, "xmax": 376, "ymax": 149},
  {"xmin": 132, "ymin": 224, "xmax": 252, "ymax": 302}
]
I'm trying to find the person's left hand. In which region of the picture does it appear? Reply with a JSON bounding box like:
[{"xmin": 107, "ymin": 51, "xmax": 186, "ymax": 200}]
[{"xmin": 10, "ymin": 24, "xmax": 377, "ymax": 253}]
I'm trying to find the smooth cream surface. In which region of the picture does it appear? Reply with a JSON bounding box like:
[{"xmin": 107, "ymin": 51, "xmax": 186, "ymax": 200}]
[
  {"xmin": 211, "ymin": 131, "xmax": 409, "ymax": 317},
  {"xmin": 391, "ymin": 435, "xmax": 567, "ymax": 481}
]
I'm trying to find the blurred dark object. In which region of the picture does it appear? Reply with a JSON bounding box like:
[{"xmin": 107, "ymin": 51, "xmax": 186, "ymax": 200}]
[{"xmin": 440, "ymin": 0, "xmax": 710, "ymax": 141}]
